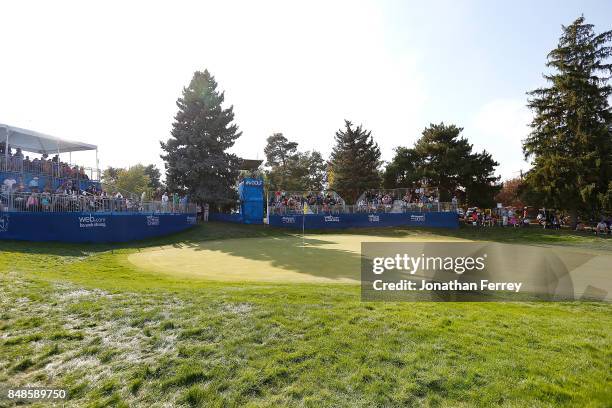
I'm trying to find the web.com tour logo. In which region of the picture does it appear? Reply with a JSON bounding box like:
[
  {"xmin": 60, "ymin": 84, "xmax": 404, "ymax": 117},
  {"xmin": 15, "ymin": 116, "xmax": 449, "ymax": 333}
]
[{"xmin": 78, "ymin": 215, "xmax": 106, "ymax": 228}]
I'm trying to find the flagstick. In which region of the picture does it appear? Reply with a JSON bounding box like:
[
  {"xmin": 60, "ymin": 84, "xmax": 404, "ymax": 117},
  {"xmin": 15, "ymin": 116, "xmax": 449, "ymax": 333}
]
[{"xmin": 302, "ymin": 203, "xmax": 305, "ymax": 248}]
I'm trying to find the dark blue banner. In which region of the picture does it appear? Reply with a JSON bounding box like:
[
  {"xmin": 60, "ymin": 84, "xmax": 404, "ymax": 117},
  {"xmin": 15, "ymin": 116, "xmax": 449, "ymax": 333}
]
[
  {"xmin": 268, "ymin": 212, "xmax": 459, "ymax": 229},
  {"xmin": 0, "ymin": 212, "xmax": 197, "ymax": 243},
  {"xmin": 208, "ymin": 213, "xmax": 243, "ymax": 223}
]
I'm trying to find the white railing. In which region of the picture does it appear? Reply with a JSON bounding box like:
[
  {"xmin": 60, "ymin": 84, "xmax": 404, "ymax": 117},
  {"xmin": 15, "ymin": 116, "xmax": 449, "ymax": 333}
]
[
  {"xmin": 0, "ymin": 155, "xmax": 100, "ymax": 181},
  {"xmin": 0, "ymin": 192, "xmax": 196, "ymax": 214},
  {"xmin": 268, "ymin": 190, "xmax": 346, "ymax": 206}
]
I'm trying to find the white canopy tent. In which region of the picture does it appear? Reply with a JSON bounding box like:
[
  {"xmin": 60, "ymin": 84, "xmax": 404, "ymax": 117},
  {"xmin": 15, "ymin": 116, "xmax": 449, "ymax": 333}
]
[
  {"xmin": 0, "ymin": 124, "xmax": 97, "ymax": 154},
  {"xmin": 1, "ymin": 123, "xmax": 99, "ymax": 176}
]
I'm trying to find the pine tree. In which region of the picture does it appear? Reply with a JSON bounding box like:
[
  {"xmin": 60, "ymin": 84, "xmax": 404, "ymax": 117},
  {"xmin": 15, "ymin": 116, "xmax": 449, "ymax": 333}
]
[
  {"xmin": 383, "ymin": 123, "xmax": 500, "ymax": 207},
  {"xmin": 161, "ymin": 70, "xmax": 242, "ymax": 204},
  {"xmin": 329, "ymin": 120, "xmax": 382, "ymax": 203},
  {"xmin": 264, "ymin": 133, "xmax": 298, "ymax": 190},
  {"xmin": 524, "ymin": 17, "xmax": 612, "ymax": 221}
]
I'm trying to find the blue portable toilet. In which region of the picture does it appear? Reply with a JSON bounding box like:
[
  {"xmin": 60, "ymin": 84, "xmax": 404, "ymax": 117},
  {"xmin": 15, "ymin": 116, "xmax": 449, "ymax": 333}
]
[{"xmin": 238, "ymin": 178, "xmax": 264, "ymax": 224}]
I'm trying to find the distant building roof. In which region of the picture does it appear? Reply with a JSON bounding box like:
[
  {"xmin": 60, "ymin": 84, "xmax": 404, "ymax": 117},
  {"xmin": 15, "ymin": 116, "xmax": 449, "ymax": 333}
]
[{"xmin": 239, "ymin": 159, "xmax": 263, "ymax": 170}]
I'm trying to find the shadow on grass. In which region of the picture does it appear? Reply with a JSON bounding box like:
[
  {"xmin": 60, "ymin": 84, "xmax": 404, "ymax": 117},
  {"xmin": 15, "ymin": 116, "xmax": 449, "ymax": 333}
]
[
  {"xmin": 177, "ymin": 234, "xmax": 364, "ymax": 281},
  {"xmin": 0, "ymin": 222, "xmax": 285, "ymax": 257}
]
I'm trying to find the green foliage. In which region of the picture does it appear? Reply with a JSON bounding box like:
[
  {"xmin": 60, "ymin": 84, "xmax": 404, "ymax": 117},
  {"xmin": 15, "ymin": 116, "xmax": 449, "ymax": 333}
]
[
  {"xmin": 384, "ymin": 123, "xmax": 500, "ymax": 207},
  {"xmin": 264, "ymin": 133, "xmax": 326, "ymax": 191},
  {"xmin": 524, "ymin": 16, "xmax": 612, "ymax": 218},
  {"xmin": 102, "ymin": 164, "xmax": 163, "ymax": 198},
  {"xmin": 101, "ymin": 167, "xmax": 121, "ymax": 186},
  {"xmin": 114, "ymin": 165, "xmax": 151, "ymax": 197},
  {"xmin": 329, "ymin": 120, "xmax": 382, "ymax": 203},
  {"xmin": 161, "ymin": 69, "xmax": 242, "ymax": 204},
  {"xmin": 143, "ymin": 164, "xmax": 163, "ymax": 191},
  {"xmin": 264, "ymin": 133, "xmax": 298, "ymax": 169}
]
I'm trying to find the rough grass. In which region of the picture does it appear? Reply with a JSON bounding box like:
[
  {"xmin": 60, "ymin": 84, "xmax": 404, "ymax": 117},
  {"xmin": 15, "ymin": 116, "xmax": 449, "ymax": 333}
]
[{"xmin": 0, "ymin": 223, "xmax": 611, "ymax": 407}]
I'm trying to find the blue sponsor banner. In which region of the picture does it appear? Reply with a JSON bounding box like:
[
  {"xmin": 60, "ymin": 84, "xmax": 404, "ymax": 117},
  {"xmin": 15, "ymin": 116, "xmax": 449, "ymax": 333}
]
[
  {"xmin": 0, "ymin": 212, "xmax": 197, "ymax": 243},
  {"xmin": 268, "ymin": 212, "xmax": 459, "ymax": 229},
  {"xmin": 208, "ymin": 213, "xmax": 243, "ymax": 223}
]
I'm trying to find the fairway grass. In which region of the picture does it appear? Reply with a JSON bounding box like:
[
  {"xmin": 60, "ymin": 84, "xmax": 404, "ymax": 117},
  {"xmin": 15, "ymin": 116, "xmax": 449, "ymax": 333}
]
[{"xmin": 1, "ymin": 223, "xmax": 611, "ymax": 407}]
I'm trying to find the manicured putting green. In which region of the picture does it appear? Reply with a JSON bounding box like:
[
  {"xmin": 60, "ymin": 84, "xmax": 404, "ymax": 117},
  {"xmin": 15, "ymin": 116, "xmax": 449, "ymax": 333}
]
[{"xmin": 128, "ymin": 233, "xmax": 456, "ymax": 283}]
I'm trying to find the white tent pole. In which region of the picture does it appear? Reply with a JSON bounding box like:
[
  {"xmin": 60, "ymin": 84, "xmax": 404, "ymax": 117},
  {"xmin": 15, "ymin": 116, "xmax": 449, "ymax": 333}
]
[
  {"xmin": 57, "ymin": 140, "xmax": 60, "ymax": 178},
  {"xmin": 4, "ymin": 126, "xmax": 9, "ymax": 172},
  {"xmin": 95, "ymin": 148, "xmax": 99, "ymax": 181}
]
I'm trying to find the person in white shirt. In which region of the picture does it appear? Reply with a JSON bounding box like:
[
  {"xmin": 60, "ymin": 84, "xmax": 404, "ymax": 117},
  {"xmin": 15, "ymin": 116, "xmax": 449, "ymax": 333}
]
[
  {"xmin": 3, "ymin": 177, "xmax": 17, "ymax": 193},
  {"xmin": 161, "ymin": 192, "xmax": 169, "ymax": 212}
]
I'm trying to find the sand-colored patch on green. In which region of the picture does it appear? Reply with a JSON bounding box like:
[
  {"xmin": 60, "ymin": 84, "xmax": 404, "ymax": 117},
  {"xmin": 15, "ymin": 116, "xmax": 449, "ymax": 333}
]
[{"xmin": 128, "ymin": 233, "xmax": 458, "ymax": 283}]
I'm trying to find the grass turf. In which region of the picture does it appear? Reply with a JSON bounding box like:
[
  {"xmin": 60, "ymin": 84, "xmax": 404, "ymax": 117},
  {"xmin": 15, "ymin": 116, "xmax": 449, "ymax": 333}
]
[{"xmin": 0, "ymin": 223, "xmax": 611, "ymax": 407}]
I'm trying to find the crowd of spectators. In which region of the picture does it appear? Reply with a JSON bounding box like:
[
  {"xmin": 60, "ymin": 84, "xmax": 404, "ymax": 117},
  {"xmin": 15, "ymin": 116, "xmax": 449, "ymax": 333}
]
[
  {"xmin": 0, "ymin": 176, "xmax": 191, "ymax": 214},
  {"xmin": 269, "ymin": 191, "xmax": 343, "ymax": 214},
  {"xmin": 357, "ymin": 189, "xmax": 441, "ymax": 212},
  {"xmin": 463, "ymin": 206, "xmax": 611, "ymax": 235},
  {"xmin": 0, "ymin": 142, "xmax": 92, "ymax": 180}
]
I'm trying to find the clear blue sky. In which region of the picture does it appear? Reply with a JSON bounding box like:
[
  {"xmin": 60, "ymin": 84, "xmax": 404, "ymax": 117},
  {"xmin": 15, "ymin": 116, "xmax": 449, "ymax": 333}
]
[
  {"xmin": 385, "ymin": 0, "xmax": 612, "ymax": 125},
  {"xmin": 1, "ymin": 0, "xmax": 611, "ymax": 180},
  {"xmin": 378, "ymin": 0, "xmax": 612, "ymax": 179}
]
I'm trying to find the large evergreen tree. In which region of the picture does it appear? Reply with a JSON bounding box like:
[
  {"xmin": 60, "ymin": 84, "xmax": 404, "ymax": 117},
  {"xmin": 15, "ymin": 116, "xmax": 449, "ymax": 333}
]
[
  {"xmin": 383, "ymin": 123, "xmax": 500, "ymax": 207},
  {"xmin": 264, "ymin": 133, "xmax": 298, "ymax": 189},
  {"xmin": 523, "ymin": 17, "xmax": 612, "ymax": 220},
  {"xmin": 264, "ymin": 133, "xmax": 298, "ymax": 168},
  {"xmin": 329, "ymin": 120, "xmax": 382, "ymax": 203},
  {"xmin": 161, "ymin": 70, "xmax": 241, "ymax": 204}
]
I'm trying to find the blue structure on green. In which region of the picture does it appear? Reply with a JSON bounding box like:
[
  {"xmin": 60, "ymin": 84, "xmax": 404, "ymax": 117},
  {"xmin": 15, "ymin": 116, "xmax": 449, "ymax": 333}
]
[{"xmin": 237, "ymin": 178, "xmax": 264, "ymax": 224}]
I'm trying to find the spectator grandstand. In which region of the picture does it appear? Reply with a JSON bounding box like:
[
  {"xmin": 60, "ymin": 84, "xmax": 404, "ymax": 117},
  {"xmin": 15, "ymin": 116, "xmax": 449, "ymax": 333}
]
[
  {"xmin": 355, "ymin": 187, "xmax": 446, "ymax": 213},
  {"xmin": 268, "ymin": 190, "xmax": 346, "ymax": 215},
  {"xmin": 267, "ymin": 188, "xmax": 457, "ymax": 215},
  {"xmin": 0, "ymin": 124, "xmax": 194, "ymax": 215}
]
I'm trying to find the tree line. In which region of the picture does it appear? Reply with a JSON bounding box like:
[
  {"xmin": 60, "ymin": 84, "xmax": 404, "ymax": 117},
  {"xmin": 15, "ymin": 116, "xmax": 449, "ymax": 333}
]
[
  {"xmin": 102, "ymin": 164, "xmax": 163, "ymax": 199},
  {"xmin": 158, "ymin": 16, "xmax": 611, "ymax": 220}
]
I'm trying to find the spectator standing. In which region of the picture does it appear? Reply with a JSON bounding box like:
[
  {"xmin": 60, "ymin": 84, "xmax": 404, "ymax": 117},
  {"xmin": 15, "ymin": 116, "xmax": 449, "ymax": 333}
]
[
  {"xmin": 161, "ymin": 192, "xmax": 169, "ymax": 212},
  {"xmin": 173, "ymin": 193, "xmax": 179, "ymax": 213}
]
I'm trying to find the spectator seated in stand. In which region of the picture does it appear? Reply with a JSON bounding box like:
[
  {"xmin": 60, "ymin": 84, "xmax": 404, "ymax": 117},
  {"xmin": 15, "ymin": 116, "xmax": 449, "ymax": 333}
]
[
  {"xmin": 595, "ymin": 219, "xmax": 609, "ymax": 236},
  {"xmin": 269, "ymin": 191, "xmax": 343, "ymax": 214},
  {"xmin": 1, "ymin": 143, "xmax": 94, "ymax": 183}
]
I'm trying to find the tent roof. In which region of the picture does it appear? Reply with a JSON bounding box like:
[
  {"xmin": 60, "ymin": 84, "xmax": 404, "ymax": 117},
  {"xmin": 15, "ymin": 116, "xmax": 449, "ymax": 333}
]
[{"xmin": 0, "ymin": 124, "xmax": 97, "ymax": 154}]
